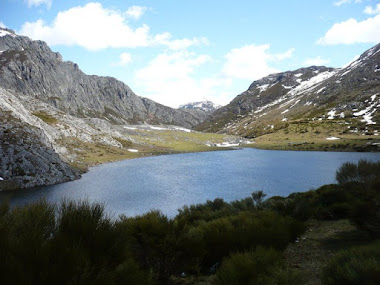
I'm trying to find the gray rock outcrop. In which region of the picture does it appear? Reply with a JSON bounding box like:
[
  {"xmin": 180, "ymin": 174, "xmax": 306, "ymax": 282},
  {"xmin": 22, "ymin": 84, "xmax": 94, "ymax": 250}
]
[{"xmin": 0, "ymin": 105, "xmax": 79, "ymax": 191}]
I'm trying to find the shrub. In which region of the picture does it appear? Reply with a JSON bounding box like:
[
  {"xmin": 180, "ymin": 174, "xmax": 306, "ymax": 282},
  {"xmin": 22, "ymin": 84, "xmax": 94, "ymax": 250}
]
[
  {"xmin": 188, "ymin": 211, "xmax": 305, "ymax": 269},
  {"xmin": 251, "ymin": 190, "xmax": 267, "ymax": 209},
  {"xmin": 323, "ymin": 241, "xmax": 380, "ymax": 285},
  {"xmin": 336, "ymin": 160, "xmax": 380, "ymax": 185},
  {"xmin": 213, "ymin": 247, "xmax": 303, "ymax": 285},
  {"xmin": 0, "ymin": 200, "xmax": 152, "ymax": 285},
  {"xmin": 50, "ymin": 200, "xmax": 125, "ymax": 284},
  {"xmin": 118, "ymin": 211, "xmax": 177, "ymax": 280},
  {"xmin": 0, "ymin": 200, "xmax": 55, "ymax": 284}
]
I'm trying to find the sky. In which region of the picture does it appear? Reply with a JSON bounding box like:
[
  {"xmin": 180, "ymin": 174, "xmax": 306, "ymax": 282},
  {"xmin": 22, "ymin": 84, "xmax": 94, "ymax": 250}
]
[{"xmin": 1, "ymin": 0, "xmax": 380, "ymax": 108}]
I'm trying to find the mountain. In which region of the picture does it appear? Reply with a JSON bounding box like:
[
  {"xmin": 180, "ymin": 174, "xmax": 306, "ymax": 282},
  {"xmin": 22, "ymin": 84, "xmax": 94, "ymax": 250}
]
[
  {"xmin": 179, "ymin": 100, "xmax": 221, "ymax": 122},
  {"xmin": 196, "ymin": 43, "xmax": 380, "ymax": 145},
  {"xmin": 0, "ymin": 28, "xmax": 205, "ymax": 128},
  {"xmin": 0, "ymin": 28, "xmax": 234, "ymax": 190},
  {"xmin": 179, "ymin": 100, "xmax": 221, "ymax": 113}
]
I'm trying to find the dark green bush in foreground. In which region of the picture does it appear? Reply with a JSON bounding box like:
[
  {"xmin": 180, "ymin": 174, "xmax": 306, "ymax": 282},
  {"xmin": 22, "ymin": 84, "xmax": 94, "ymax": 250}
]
[
  {"xmin": 116, "ymin": 208, "xmax": 305, "ymax": 279},
  {"xmin": 0, "ymin": 200, "xmax": 153, "ymax": 285},
  {"xmin": 213, "ymin": 246, "xmax": 303, "ymax": 285},
  {"xmin": 0, "ymin": 199, "xmax": 304, "ymax": 284},
  {"xmin": 323, "ymin": 241, "xmax": 380, "ymax": 285}
]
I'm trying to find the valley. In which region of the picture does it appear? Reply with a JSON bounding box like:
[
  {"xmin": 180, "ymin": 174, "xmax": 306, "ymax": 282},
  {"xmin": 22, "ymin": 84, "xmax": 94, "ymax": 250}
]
[
  {"xmin": 2, "ymin": 2, "xmax": 380, "ymax": 284},
  {"xmin": 0, "ymin": 26, "xmax": 380, "ymax": 191},
  {"xmin": 0, "ymin": 28, "xmax": 244, "ymax": 190}
]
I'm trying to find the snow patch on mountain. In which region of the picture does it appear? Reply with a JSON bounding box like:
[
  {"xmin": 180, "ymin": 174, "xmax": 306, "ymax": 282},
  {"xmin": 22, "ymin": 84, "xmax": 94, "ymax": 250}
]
[
  {"xmin": 0, "ymin": 29, "xmax": 15, "ymax": 38},
  {"xmin": 286, "ymin": 70, "xmax": 337, "ymax": 97},
  {"xmin": 327, "ymin": 109, "xmax": 336, "ymax": 120},
  {"xmin": 353, "ymin": 94, "xmax": 379, "ymax": 125},
  {"xmin": 257, "ymin": 84, "xmax": 270, "ymax": 93}
]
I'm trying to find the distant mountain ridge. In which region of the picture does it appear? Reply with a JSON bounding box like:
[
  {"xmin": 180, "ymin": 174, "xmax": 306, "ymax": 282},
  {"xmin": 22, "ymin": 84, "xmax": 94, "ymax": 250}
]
[
  {"xmin": 196, "ymin": 43, "xmax": 380, "ymax": 138},
  {"xmin": 178, "ymin": 100, "xmax": 221, "ymax": 122},
  {"xmin": 179, "ymin": 100, "xmax": 221, "ymax": 113}
]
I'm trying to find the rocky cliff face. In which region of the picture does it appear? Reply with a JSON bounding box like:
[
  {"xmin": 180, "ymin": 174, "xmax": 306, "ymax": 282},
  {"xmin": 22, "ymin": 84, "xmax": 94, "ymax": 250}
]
[
  {"xmin": 0, "ymin": 28, "xmax": 204, "ymax": 128},
  {"xmin": 0, "ymin": 88, "xmax": 79, "ymax": 191},
  {"xmin": 196, "ymin": 43, "xmax": 380, "ymax": 138}
]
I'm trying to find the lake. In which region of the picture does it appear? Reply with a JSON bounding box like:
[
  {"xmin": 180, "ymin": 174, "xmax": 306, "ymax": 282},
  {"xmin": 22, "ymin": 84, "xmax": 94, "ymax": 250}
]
[{"xmin": 2, "ymin": 148, "xmax": 380, "ymax": 218}]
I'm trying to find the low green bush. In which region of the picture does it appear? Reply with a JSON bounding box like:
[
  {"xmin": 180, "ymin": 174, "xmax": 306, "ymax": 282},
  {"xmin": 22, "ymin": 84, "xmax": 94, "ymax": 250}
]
[
  {"xmin": 182, "ymin": 210, "xmax": 305, "ymax": 270},
  {"xmin": 213, "ymin": 246, "xmax": 303, "ymax": 285},
  {"xmin": 117, "ymin": 211, "xmax": 178, "ymax": 280},
  {"xmin": 323, "ymin": 240, "xmax": 380, "ymax": 285}
]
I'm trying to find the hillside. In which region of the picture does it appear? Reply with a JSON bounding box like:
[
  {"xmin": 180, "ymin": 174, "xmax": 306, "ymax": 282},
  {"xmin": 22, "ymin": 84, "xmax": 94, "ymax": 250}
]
[
  {"xmin": 0, "ymin": 28, "xmax": 208, "ymax": 128},
  {"xmin": 196, "ymin": 43, "xmax": 380, "ymax": 151}
]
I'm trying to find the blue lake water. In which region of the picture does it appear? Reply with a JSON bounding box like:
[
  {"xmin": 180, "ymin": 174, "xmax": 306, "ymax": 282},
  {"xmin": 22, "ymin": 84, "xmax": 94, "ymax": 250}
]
[{"xmin": 2, "ymin": 148, "xmax": 380, "ymax": 218}]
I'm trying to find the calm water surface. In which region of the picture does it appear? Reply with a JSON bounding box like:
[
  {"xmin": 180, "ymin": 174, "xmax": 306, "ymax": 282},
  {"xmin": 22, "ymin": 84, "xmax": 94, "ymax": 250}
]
[{"xmin": 2, "ymin": 148, "xmax": 380, "ymax": 218}]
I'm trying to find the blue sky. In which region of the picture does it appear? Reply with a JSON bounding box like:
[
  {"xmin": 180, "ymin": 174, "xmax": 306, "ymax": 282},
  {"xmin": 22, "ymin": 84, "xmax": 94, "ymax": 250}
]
[{"xmin": 1, "ymin": 0, "xmax": 380, "ymax": 107}]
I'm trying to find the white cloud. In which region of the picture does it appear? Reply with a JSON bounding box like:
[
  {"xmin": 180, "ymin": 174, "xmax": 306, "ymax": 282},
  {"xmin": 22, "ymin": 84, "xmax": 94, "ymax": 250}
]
[
  {"xmin": 333, "ymin": 0, "xmax": 362, "ymax": 7},
  {"xmin": 0, "ymin": 22, "xmax": 6, "ymax": 28},
  {"xmin": 304, "ymin": 56, "xmax": 330, "ymax": 66},
  {"xmin": 19, "ymin": 2, "xmax": 207, "ymax": 51},
  {"xmin": 222, "ymin": 44, "xmax": 294, "ymax": 80},
  {"xmin": 153, "ymin": 32, "xmax": 209, "ymax": 50},
  {"xmin": 334, "ymin": 0, "xmax": 351, "ymax": 7},
  {"xmin": 19, "ymin": 3, "xmax": 150, "ymax": 50},
  {"xmin": 125, "ymin": 6, "xmax": 147, "ymax": 20},
  {"xmin": 364, "ymin": 3, "xmax": 380, "ymax": 14},
  {"xmin": 134, "ymin": 51, "xmax": 230, "ymax": 107},
  {"xmin": 317, "ymin": 14, "xmax": 380, "ymax": 45},
  {"xmin": 133, "ymin": 44, "xmax": 294, "ymax": 107},
  {"xmin": 25, "ymin": 0, "xmax": 52, "ymax": 8},
  {"xmin": 114, "ymin": 52, "xmax": 132, "ymax": 66}
]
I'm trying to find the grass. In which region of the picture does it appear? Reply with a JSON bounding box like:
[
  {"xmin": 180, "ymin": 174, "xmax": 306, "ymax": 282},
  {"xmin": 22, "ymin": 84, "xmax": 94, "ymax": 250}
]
[
  {"xmin": 113, "ymin": 137, "xmax": 133, "ymax": 148},
  {"xmin": 250, "ymin": 120, "xmax": 380, "ymax": 152},
  {"xmin": 32, "ymin": 111, "xmax": 58, "ymax": 125},
  {"xmin": 129, "ymin": 130, "xmax": 236, "ymax": 153},
  {"xmin": 59, "ymin": 130, "xmax": 236, "ymax": 168},
  {"xmin": 59, "ymin": 137, "xmax": 142, "ymax": 166}
]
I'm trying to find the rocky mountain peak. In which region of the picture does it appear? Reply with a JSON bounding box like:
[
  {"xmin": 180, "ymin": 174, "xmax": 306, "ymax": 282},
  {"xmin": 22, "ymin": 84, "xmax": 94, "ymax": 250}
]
[
  {"xmin": 179, "ymin": 100, "xmax": 221, "ymax": 113},
  {"xmin": 0, "ymin": 27, "xmax": 16, "ymax": 37}
]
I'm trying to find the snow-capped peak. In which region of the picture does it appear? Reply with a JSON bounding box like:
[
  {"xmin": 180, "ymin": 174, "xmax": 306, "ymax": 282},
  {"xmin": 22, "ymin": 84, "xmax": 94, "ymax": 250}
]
[
  {"xmin": 179, "ymin": 100, "xmax": 222, "ymax": 112},
  {"xmin": 0, "ymin": 28, "xmax": 16, "ymax": 38}
]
